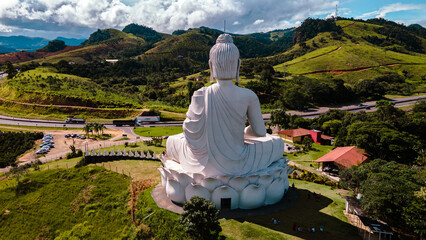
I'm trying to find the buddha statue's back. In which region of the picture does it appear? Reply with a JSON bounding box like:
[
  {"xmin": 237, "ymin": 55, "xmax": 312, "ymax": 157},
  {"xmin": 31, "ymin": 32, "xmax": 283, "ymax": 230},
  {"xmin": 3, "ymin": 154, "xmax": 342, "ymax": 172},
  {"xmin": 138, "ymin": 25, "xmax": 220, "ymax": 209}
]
[{"xmin": 161, "ymin": 34, "xmax": 288, "ymax": 209}]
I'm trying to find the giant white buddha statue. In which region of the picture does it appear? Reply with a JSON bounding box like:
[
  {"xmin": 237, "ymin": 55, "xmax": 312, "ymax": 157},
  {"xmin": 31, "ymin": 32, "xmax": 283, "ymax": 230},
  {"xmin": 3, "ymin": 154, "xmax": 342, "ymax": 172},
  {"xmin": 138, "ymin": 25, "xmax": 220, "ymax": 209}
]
[{"xmin": 160, "ymin": 34, "xmax": 289, "ymax": 210}]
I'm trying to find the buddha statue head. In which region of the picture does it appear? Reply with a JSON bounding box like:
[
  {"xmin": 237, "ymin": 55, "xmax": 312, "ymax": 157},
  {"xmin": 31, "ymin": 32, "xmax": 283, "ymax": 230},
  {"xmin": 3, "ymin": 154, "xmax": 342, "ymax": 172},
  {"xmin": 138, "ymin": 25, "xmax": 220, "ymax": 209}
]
[{"xmin": 209, "ymin": 34, "xmax": 240, "ymax": 82}]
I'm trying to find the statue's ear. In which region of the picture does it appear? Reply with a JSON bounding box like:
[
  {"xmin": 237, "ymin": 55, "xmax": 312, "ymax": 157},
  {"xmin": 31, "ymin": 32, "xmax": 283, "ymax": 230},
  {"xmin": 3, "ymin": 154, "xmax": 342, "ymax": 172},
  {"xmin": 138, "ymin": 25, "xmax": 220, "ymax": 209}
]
[
  {"xmin": 236, "ymin": 58, "xmax": 241, "ymax": 83},
  {"xmin": 209, "ymin": 59, "xmax": 214, "ymax": 82}
]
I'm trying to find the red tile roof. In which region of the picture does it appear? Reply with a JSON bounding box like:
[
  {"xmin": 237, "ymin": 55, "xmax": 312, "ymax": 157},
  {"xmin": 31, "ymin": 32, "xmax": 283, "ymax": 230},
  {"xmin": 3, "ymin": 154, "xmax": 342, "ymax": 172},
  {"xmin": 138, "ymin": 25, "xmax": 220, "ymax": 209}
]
[
  {"xmin": 315, "ymin": 146, "xmax": 368, "ymax": 168},
  {"xmin": 278, "ymin": 128, "xmax": 310, "ymax": 137},
  {"xmin": 321, "ymin": 134, "xmax": 334, "ymax": 140},
  {"xmin": 278, "ymin": 128, "xmax": 334, "ymax": 139}
]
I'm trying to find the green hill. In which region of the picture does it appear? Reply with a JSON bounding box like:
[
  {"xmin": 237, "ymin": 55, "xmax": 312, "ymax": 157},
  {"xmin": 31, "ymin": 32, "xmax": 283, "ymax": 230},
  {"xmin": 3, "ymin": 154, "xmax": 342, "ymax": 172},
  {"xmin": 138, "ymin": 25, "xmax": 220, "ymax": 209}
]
[
  {"xmin": 0, "ymin": 167, "xmax": 134, "ymax": 239},
  {"xmin": 272, "ymin": 20, "xmax": 425, "ymax": 86},
  {"xmin": 26, "ymin": 29, "xmax": 148, "ymax": 64},
  {"xmin": 1, "ymin": 19, "xmax": 424, "ymax": 116},
  {"xmin": 146, "ymin": 27, "xmax": 294, "ymax": 59}
]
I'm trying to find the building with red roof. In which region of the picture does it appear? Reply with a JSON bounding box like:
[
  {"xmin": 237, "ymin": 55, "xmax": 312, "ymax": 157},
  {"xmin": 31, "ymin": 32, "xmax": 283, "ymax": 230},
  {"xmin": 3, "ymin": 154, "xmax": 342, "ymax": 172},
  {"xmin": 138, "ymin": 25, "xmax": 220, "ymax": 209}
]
[
  {"xmin": 315, "ymin": 146, "xmax": 369, "ymax": 171},
  {"xmin": 277, "ymin": 128, "xmax": 334, "ymax": 145}
]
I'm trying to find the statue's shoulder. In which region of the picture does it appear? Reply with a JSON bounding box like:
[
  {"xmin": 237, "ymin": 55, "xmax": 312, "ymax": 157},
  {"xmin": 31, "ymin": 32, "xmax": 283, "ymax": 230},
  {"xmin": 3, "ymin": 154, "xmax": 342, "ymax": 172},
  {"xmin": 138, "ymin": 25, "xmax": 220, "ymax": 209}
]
[
  {"xmin": 236, "ymin": 85, "xmax": 258, "ymax": 100},
  {"xmin": 193, "ymin": 87, "xmax": 207, "ymax": 96}
]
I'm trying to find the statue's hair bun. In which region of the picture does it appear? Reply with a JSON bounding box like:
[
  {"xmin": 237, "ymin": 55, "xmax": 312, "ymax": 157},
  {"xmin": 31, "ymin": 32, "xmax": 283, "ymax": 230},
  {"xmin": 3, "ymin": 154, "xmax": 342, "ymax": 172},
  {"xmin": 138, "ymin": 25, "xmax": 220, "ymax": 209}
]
[{"xmin": 216, "ymin": 34, "xmax": 233, "ymax": 44}]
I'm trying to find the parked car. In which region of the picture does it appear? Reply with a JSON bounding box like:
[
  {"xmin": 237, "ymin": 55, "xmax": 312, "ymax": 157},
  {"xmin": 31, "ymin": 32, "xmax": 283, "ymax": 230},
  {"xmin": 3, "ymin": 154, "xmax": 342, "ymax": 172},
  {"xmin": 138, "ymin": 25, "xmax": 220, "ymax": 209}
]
[
  {"xmin": 36, "ymin": 149, "xmax": 47, "ymax": 154},
  {"xmin": 71, "ymin": 134, "xmax": 77, "ymax": 138},
  {"xmin": 65, "ymin": 134, "xmax": 71, "ymax": 138},
  {"xmin": 80, "ymin": 135, "xmax": 86, "ymax": 139}
]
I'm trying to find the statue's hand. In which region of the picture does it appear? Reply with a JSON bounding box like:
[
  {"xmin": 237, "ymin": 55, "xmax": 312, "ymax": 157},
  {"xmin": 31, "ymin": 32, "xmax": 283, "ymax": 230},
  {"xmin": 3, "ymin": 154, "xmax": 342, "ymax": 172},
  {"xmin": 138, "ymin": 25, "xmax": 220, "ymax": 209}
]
[
  {"xmin": 245, "ymin": 125, "xmax": 267, "ymax": 137},
  {"xmin": 244, "ymin": 126, "xmax": 255, "ymax": 137}
]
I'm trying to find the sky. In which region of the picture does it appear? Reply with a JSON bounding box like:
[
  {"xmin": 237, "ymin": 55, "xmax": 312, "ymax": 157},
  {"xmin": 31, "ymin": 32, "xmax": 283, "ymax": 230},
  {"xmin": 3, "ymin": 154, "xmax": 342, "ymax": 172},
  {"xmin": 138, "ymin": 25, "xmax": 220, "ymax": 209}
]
[{"xmin": 0, "ymin": 0, "xmax": 425, "ymax": 39}]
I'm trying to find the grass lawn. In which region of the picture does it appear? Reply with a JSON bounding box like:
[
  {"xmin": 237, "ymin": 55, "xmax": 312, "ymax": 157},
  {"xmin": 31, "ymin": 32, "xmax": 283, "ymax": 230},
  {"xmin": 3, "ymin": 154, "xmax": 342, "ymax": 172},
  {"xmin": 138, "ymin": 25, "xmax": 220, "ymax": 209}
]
[
  {"xmin": 90, "ymin": 160, "xmax": 162, "ymax": 183},
  {"xmin": 98, "ymin": 141, "xmax": 166, "ymax": 153},
  {"xmin": 13, "ymin": 155, "xmax": 162, "ymax": 183},
  {"xmin": 220, "ymin": 179, "xmax": 359, "ymax": 240},
  {"xmin": 0, "ymin": 167, "xmax": 134, "ymax": 239},
  {"xmin": 134, "ymin": 126, "xmax": 183, "ymax": 137},
  {"xmin": 285, "ymin": 143, "xmax": 334, "ymax": 170}
]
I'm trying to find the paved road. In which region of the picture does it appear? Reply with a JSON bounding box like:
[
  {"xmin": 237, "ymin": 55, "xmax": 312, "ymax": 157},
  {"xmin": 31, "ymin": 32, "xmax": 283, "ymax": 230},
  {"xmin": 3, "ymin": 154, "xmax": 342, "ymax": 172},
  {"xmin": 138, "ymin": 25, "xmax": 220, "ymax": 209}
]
[
  {"xmin": 1, "ymin": 95, "xmax": 424, "ymax": 173},
  {"xmin": 263, "ymin": 95, "xmax": 426, "ymax": 120},
  {"xmin": 0, "ymin": 95, "xmax": 424, "ymax": 128}
]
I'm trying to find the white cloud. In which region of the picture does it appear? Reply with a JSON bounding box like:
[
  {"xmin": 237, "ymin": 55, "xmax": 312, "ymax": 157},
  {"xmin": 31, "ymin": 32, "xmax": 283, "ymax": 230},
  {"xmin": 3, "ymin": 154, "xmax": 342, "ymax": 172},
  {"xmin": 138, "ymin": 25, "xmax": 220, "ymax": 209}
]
[
  {"xmin": 357, "ymin": 2, "xmax": 426, "ymax": 19},
  {"xmin": 253, "ymin": 19, "xmax": 264, "ymax": 25},
  {"xmin": 0, "ymin": 24, "xmax": 12, "ymax": 33},
  {"xmin": 0, "ymin": 0, "xmax": 341, "ymax": 37}
]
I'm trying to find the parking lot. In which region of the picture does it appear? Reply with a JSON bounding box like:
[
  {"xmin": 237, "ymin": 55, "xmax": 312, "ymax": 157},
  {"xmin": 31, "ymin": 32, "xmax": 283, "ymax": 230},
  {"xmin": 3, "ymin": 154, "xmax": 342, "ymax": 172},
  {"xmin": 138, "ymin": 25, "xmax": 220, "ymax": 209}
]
[{"xmin": 18, "ymin": 128, "xmax": 124, "ymax": 163}]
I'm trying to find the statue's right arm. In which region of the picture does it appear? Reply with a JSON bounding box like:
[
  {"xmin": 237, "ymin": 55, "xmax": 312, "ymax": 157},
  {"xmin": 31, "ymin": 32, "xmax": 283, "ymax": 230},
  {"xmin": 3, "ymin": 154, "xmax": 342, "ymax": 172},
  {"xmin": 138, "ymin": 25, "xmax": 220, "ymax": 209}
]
[{"xmin": 245, "ymin": 93, "xmax": 266, "ymax": 137}]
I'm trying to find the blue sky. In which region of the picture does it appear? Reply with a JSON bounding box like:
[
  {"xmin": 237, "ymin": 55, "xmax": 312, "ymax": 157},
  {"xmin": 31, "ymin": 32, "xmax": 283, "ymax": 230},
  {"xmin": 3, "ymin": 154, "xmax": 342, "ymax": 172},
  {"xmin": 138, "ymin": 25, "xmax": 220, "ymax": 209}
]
[{"xmin": 0, "ymin": 0, "xmax": 424, "ymax": 39}]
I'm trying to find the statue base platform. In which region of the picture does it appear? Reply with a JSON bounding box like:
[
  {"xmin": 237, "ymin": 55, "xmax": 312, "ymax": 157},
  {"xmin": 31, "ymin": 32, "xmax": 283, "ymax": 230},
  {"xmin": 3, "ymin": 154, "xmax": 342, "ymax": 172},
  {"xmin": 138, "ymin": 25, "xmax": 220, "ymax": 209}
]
[
  {"xmin": 159, "ymin": 157, "xmax": 290, "ymax": 210},
  {"xmin": 151, "ymin": 184, "xmax": 298, "ymax": 218}
]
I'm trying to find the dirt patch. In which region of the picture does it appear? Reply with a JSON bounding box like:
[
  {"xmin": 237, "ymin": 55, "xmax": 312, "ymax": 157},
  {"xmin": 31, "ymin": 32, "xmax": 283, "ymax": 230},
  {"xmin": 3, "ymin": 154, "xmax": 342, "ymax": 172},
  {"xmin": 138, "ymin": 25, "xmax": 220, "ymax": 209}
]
[
  {"xmin": 342, "ymin": 22, "xmax": 357, "ymax": 29},
  {"xmin": 300, "ymin": 63, "xmax": 406, "ymax": 76},
  {"xmin": 285, "ymin": 46, "xmax": 342, "ymax": 67},
  {"xmin": 336, "ymin": 189, "xmax": 350, "ymax": 195},
  {"xmin": 71, "ymin": 185, "xmax": 95, "ymax": 212}
]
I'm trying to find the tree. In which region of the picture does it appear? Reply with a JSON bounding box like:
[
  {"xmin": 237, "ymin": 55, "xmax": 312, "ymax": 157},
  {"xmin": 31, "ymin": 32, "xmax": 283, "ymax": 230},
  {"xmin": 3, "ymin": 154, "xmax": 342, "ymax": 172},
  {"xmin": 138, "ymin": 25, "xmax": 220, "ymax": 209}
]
[
  {"xmin": 403, "ymin": 187, "xmax": 426, "ymax": 238},
  {"xmin": 282, "ymin": 86, "xmax": 309, "ymax": 110},
  {"xmin": 270, "ymin": 108, "xmax": 290, "ymax": 129},
  {"xmin": 83, "ymin": 123, "xmax": 91, "ymax": 136},
  {"xmin": 69, "ymin": 145, "xmax": 76, "ymax": 155},
  {"xmin": 344, "ymin": 121, "xmax": 419, "ymax": 164},
  {"xmin": 5, "ymin": 165, "xmax": 29, "ymax": 184},
  {"xmin": 321, "ymin": 119, "xmax": 342, "ymax": 136},
  {"xmin": 98, "ymin": 123, "xmax": 106, "ymax": 135},
  {"xmin": 374, "ymin": 100, "xmax": 407, "ymax": 128},
  {"xmin": 5, "ymin": 61, "xmax": 17, "ymax": 79},
  {"xmin": 340, "ymin": 160, "xmax": 424, "ymax": 234},
  {"xmin": 302, "ymin": 137, "xmax": 313, "ymax": 151},
  {"xmin": 179, "ymin": 196, "xmax": 222, "ymax": 240},
  {"xmin": 413, "ymin": 99, "xmax": 426, "ymax": 113}
]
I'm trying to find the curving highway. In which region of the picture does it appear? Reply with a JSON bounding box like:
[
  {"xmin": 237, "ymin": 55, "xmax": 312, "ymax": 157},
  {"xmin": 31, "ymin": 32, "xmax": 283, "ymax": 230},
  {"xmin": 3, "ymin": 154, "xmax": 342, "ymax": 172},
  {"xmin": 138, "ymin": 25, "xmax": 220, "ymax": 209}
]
[{"xmin": 0, "ymin": 95, "xmax": 424, "ymax": 128}]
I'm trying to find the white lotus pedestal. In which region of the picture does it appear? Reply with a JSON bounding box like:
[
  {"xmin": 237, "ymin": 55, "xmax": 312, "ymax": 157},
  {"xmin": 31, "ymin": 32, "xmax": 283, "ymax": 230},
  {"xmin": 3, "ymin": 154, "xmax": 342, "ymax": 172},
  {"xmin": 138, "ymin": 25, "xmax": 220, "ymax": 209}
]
[{"xmin": 159, "ymin": 157, "xmax": 290, "ymax": 210}]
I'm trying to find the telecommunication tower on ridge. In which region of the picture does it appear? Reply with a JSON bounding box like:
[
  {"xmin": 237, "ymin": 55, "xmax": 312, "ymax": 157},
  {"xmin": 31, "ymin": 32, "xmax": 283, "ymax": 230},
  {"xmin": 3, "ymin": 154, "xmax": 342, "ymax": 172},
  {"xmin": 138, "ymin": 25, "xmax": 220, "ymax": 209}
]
[{"xmin": 335, "ymin": 4, "xmax": 338, "ymax": 22}]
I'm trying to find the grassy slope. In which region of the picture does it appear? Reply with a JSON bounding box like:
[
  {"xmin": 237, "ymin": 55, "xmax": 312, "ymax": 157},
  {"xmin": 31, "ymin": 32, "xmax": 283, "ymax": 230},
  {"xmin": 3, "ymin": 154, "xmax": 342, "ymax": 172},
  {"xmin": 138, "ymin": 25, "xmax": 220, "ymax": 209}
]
[
  {"xmin": 27, "ymin": 29, "xmax": 147, "ymax": 64},
  {"xmin": 0, "ymin": 66, "xmax": 142, "ymax": 119},
  {"xmin": 286, "ymin": 143, "xmax": 334, "ymax": 170},
  {"xmin": 134, "ymin": 126, "xmax": 183, "ymax": 137},
  {"xmin": 2, "ymin": 66, "xmax": 140, "ymax": 107},
  {"xmin": 221, "ymin": 179, "xmax": 359, "ymax": 240},
  {"xmin": 0, "ymin": 167, "xmax": 133, "ymax": 239},
  {"xmin": 273, "ymin": 20, "xmax": 426, "ymax": 87}
]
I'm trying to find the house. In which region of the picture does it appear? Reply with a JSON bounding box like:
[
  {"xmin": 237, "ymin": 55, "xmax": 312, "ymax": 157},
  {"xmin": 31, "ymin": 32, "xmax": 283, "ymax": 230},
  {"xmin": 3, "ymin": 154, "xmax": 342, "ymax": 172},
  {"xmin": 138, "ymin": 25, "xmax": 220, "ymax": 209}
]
[
  {"xmin": 277, "ymin": 128, "xmax": 334, "ymax": 145},
  {"xmin": 344, "ymin": 196, "xmax": 393, "ymax": 240},
  {"xmin": 315, "ymin": 146, "xmax": 369, "ymax": 171}
]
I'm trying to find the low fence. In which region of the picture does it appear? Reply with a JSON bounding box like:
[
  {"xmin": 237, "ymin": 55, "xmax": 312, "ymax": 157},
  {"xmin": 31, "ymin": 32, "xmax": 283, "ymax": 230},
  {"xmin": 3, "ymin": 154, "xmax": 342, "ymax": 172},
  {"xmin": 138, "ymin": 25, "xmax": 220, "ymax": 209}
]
[{"xmin": 83, "ymin": 149, "xmax": 164, "ymax": 164}]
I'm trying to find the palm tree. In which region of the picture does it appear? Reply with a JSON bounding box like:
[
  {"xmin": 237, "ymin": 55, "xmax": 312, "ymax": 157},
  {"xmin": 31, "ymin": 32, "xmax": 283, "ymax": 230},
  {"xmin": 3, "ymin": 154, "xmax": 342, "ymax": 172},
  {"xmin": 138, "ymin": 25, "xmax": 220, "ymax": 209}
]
[
  {"xmin": 88, "ymin": 122, "xmax": 96, "ymax": 136},
  {"xmin": 83, "ymin": 123, "xmax": 91, "ymax": 136},
  {"xmin": 94, "ymin": 122, "xmax": 102, "ymax": 136},
  {"xmin": 98, "ymin": 123, "xmax": 106, "ymax": 135}
]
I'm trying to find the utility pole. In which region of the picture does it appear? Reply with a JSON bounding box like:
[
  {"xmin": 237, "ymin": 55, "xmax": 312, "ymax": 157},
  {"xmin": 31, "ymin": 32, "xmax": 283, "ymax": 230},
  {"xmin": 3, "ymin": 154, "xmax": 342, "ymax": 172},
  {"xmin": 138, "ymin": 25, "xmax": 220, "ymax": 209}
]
[{"xmin": 224, "ymin": 20, "xmax": 226, "ymax": 33}]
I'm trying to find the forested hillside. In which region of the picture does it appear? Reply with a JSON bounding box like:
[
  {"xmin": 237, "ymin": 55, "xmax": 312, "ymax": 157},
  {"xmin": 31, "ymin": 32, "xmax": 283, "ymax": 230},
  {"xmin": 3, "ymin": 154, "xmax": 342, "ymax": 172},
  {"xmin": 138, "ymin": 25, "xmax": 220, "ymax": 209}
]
[{"xmin": 0, "ymin": 18, "xmax": 424, "ymax": 118}]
